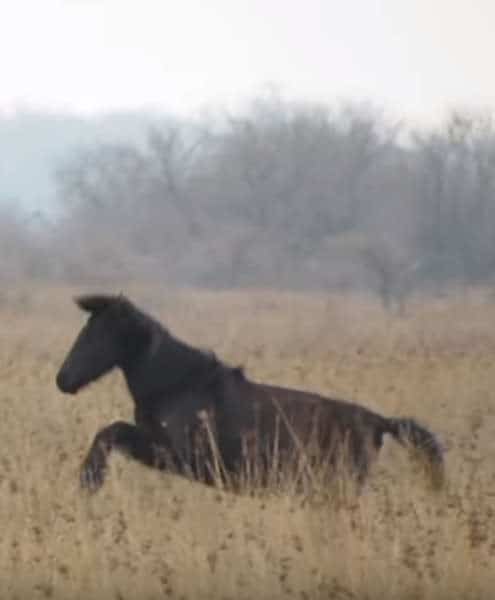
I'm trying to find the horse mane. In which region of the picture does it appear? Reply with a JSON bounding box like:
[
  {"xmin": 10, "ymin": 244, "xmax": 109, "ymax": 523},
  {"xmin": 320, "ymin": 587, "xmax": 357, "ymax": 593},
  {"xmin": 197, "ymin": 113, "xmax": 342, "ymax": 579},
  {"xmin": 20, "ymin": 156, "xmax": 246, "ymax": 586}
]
[{"xmin": 123, "ymin": 299, "xmax": 245, "ymax": 394}]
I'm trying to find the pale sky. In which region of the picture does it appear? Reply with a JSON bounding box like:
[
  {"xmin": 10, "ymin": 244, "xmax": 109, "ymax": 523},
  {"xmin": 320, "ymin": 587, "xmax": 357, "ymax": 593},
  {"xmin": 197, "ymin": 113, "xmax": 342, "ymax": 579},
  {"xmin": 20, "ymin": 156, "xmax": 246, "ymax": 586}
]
[{"xmin": 2, "ymin": 0, "xmax": 495, "ymax": 124}]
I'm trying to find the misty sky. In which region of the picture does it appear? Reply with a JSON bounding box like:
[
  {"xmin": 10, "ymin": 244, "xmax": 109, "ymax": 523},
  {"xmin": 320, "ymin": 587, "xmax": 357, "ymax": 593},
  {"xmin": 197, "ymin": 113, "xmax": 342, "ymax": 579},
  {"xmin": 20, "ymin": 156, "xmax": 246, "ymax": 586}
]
[{"xmin": 2, "ymin": 0, "xmax": 495, "ymax": 123}]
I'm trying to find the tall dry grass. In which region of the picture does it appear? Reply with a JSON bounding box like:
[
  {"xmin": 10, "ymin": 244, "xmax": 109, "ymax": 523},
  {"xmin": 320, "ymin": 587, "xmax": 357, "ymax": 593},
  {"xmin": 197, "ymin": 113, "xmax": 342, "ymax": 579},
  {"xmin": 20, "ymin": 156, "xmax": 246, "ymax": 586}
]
[{"xmin": 1, "ymin": 284, "xmax": 495, "ymax": 599}]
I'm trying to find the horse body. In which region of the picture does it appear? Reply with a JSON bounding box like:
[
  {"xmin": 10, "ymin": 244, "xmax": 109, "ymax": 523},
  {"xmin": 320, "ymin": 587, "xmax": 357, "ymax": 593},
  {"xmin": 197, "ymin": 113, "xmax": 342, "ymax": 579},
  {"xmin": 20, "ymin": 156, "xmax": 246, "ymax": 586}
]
[{"xmin": 56, "ymin": 294, "xmax": 444, "ymax": 493}]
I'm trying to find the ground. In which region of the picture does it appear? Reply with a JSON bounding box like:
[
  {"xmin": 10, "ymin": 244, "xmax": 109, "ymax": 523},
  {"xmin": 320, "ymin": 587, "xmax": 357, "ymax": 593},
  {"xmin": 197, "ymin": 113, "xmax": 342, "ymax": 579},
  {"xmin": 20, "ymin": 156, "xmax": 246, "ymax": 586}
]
[{"xmin": 1, "ymin": 284, "xmax": 494, "ymax": 599}]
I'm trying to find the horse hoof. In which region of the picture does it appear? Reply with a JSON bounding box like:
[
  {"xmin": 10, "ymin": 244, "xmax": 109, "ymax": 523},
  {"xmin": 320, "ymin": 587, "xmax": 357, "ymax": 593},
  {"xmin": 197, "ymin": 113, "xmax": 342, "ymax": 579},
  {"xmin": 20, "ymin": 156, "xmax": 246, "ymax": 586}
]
[{"xmin": 80, "ymin": 464, "xmax": 105, "ymax": 493}]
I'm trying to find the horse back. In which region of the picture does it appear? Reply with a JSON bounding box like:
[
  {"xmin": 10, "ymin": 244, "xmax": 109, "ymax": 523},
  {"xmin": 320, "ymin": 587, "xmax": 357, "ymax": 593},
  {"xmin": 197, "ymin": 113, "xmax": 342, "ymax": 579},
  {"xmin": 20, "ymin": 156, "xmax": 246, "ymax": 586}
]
[{"xmin": 217, "ymin": 375, "xmax": 386, "ymax": 456}]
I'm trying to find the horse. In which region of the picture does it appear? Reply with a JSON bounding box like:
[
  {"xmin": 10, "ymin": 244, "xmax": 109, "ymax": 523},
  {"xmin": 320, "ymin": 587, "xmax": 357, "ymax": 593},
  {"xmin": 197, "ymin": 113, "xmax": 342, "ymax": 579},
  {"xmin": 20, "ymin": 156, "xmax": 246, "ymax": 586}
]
[{"xmin": 56, "ymin": 294, "xmax": 444, "ymax": 494}]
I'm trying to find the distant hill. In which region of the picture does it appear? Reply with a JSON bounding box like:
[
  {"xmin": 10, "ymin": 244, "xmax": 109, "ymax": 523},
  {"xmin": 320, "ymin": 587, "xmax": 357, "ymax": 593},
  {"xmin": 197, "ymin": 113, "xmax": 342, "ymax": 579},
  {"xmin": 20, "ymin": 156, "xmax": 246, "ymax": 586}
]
[{"xmin": 0, "ymin": 110, "xmax": 171, "ymax": 215}]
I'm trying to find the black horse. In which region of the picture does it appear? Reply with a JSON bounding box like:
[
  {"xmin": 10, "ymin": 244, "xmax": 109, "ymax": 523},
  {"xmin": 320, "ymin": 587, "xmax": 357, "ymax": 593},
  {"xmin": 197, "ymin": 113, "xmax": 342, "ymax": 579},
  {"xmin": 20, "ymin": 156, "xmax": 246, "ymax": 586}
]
[{"xmin": 56, "ymin": 294, "xmax": 444, "ymax": 493}]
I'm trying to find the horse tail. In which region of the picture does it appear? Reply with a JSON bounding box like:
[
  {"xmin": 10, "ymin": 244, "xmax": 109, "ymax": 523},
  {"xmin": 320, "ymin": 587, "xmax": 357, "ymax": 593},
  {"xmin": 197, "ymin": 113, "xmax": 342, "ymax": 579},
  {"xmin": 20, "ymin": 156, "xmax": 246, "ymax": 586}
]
[{"xmin": 383, "ymin": 417, "xmax": 445, "ymax": 488}]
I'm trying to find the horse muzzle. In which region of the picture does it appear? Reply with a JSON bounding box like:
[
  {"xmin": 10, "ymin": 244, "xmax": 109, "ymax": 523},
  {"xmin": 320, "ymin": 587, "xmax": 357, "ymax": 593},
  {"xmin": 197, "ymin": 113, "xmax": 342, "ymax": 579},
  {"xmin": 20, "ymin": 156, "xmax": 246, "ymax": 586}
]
[{"xmin": 56, "ymin": 370, "xmax": 80, "ymax": 394}]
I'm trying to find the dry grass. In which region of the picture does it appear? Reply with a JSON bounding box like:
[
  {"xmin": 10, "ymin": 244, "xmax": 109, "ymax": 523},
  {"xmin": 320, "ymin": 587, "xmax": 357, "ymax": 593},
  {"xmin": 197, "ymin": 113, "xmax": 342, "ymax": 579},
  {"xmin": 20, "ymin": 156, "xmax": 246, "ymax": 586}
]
[{"xmin": 1, "ymin": 284, "xmax": 495, "ymax": 599}]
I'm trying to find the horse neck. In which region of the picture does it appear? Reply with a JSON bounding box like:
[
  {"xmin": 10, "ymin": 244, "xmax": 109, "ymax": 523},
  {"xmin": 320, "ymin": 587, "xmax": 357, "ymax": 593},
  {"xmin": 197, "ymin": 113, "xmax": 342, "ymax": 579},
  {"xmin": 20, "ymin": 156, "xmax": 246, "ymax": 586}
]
[{"xmin": 121, "ymin": 326, "xmax": 216, "ymax": 403}]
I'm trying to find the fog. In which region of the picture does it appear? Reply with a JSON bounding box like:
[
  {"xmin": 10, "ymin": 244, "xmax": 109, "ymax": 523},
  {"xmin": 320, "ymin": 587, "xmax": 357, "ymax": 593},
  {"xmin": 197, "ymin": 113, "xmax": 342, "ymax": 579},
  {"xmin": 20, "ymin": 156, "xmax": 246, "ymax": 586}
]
[{"xmin": 2, "ymin": 95, "xmax": 495, "ymax": 310}]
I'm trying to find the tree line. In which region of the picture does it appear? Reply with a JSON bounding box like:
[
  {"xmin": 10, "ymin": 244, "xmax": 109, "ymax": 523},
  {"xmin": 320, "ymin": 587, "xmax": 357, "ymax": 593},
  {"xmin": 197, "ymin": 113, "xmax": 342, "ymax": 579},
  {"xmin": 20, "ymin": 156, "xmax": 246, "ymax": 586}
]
[{"xmin": 3, "ymin": 96, "xmax": 495, "ymax": 309}]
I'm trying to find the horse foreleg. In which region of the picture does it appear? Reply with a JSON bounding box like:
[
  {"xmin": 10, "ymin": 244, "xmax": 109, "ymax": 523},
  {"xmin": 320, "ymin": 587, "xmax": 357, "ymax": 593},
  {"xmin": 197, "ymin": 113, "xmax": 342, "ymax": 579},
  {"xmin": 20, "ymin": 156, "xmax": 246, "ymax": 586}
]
[{"xmin": 80, "ymin": 421, "xmax": 169, "ymax": 492}]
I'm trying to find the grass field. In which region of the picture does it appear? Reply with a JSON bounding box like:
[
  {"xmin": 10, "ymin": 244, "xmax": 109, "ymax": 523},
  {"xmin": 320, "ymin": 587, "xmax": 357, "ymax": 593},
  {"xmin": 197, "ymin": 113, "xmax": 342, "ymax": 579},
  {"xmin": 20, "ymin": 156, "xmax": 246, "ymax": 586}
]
[{"xmin": 1, "ymin": 284, "xmax": 495, "ymax": 600}]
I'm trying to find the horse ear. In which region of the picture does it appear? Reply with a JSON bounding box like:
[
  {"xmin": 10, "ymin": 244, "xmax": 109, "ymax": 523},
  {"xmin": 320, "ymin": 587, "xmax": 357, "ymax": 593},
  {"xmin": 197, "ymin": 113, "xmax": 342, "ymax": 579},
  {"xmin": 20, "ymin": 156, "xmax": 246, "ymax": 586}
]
[{"xmin": 75, "ymin": 294, "xmax": 118, "ymax": 314}]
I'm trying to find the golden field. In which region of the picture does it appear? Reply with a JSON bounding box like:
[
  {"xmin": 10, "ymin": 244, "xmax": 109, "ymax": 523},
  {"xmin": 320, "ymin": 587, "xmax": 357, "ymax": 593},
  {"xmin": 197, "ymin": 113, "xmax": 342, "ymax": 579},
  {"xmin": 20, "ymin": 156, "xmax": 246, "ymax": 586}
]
[{"xmin": 1, "ymin": 284, "xmax": 495, "ymax": 600}]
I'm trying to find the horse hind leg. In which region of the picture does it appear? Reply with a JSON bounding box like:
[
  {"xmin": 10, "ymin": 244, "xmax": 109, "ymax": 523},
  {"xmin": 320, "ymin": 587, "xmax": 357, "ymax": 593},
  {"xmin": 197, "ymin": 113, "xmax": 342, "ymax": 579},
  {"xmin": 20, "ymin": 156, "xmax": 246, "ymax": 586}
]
[{"xmin": 351, "ymin": 429, "xmax": 383, "ymax": 492}]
